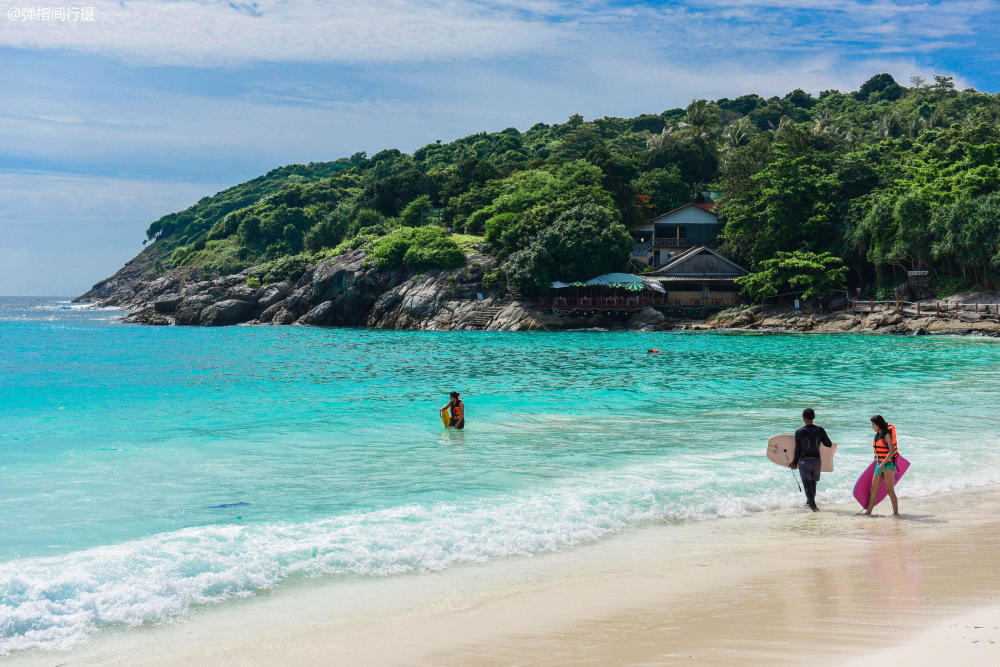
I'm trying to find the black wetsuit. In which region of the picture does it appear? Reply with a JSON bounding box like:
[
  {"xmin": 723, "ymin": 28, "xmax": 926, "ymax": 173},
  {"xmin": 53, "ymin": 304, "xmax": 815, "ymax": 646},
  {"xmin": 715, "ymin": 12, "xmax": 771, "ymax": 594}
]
[{"xmin": 792, "ymin": 424, "xmax": 833, "ymax": 509}]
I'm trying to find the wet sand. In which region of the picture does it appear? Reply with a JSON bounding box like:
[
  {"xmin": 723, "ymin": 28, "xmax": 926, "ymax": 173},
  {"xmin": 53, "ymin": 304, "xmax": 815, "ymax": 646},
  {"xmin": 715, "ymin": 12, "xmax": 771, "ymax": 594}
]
[{"xmin": 9, "ymin": 487, "xmax": 1000, "ymax": 666}]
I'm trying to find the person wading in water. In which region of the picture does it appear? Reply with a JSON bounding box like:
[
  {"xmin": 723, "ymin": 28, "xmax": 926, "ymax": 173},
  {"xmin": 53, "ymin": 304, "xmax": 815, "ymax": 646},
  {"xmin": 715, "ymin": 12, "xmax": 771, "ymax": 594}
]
[
  {"xmin": 790, "ymin": 408, "xmax": 834, "ymax": 511},
  {"xmin": 440, "ymin": 391, "xmax": 465, "ymax": 430},
  {"xmin": 859, "ymin": 414, "xmax": 900, "ymax": 516}
]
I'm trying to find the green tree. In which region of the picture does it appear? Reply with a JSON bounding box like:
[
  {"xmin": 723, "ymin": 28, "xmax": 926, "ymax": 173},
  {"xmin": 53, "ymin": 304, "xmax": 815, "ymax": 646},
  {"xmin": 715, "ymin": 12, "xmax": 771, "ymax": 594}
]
[
  {"xmin": 399, "ymin": 195, "xmax": 433, "ymax": 226},
  {"xmin": 585, "ymin": 147, "xmax": 640, "ymax": 225},
  {"xmin": 721, "ymin": 152, "xmax": 845, "ymax": 266},
  {"xmin": 632, "ymin": 167, "xmax": 689, "ymax": 214},
  {"xmin": 503, "ymin": 204, "xmax": 631, "ymax": 291},
  {"xmin": 304, "ymin": 202, "xmax": 354, "ymax": 252},
  {"xmin": 736, "ymin": 251, "xmax": 848, "ymax": 302},
  {"xmin": 679, "ymin": 99, "xmax": 719, "ymax": 143},
  {"xmin": 854, "ymin": 73, "xmax": 905, "ymax": 102},
  {"xmin": 361, "ymin": 168, "xmax": 432, "ymax": 217},
  {"xmin": 369, "ymin": 226, "xmax": 466, "ymax": 270},
  {"xmin": 475, "ymin": 160, "xmax": 616, "ymax": 257},
  {"xmin": 930, "ymin": 193, "xmax": 1000, "ymax": 287}
]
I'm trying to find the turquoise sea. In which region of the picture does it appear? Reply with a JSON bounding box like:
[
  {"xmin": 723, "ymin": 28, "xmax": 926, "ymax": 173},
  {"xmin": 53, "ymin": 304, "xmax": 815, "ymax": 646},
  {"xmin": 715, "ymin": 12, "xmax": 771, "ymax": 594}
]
[{"xmin": 3, "ymin": 296, "xmax": 1000, "ymax": 654}]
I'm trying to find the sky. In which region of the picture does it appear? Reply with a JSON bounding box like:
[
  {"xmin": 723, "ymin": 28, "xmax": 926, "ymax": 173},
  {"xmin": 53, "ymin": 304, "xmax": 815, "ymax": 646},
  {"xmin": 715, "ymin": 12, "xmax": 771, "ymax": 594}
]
[{"xmin": 1, "ymin": 0, "xmax": 998, "ymax": 296}]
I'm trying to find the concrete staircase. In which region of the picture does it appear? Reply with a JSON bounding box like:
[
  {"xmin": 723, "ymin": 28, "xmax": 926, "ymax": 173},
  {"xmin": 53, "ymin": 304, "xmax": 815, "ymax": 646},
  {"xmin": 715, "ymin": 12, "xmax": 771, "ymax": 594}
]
[{"xmin": 469, "ymin": 304, "xmax": 504, "ymax": 329}]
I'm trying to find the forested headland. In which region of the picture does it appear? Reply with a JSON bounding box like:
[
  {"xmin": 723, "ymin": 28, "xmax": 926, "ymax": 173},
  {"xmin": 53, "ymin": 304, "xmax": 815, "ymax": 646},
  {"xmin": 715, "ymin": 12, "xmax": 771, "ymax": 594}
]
[{"xmin": 126, "ymin": 73, "xmax": 1000, "ymax": 302}]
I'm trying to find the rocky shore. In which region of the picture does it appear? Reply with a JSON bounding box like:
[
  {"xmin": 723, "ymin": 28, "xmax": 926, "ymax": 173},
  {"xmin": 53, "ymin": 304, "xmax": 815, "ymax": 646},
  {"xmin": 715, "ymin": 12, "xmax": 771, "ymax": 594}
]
[
  {"xmin": 76, "ymin": 249, "xmax": 578, "ymax": 331},
  {"xmin": 696, "ymin": 300, "xmax": 1000, "ymax": 337},
  {"xmin": 76, "ymin": 250, "xmax": 1000, "ymax": 336}
]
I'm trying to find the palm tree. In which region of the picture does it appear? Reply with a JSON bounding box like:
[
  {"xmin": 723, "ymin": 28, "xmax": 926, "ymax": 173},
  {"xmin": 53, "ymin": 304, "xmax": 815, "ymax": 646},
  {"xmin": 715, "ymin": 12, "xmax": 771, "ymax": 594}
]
[
  {"xmin": 722, "ymin": 117, "xmax": 751, "ymax": 156},
  {"xmin": 811, "ymin": 109, "xmax": 838, "ymax": 137},
  {"xmin": 959, "ymin": 110, "xmax": 987, "ymax": 129},
  {"xmin": 677, "ymin": 122, "xmax": 712, "ymax": 144},
  {"xmin": 684, "ymin": 99, "xmax": 713, "ymax": 128},
  {"xmin": 768, "ymin": 115, "xmax": 793, "ymax": 135},
  {"xmin": 928, "ymin": 105, "xmax": 951, "ymax": 129},
  {"xmin": 875, "ymin": 112, "xmax": 905, "ymax": 139},
  {"xmin": 677, "ymin": 99, "xmax": 719, "ymax": 144},
  {"xmin": 907, "ymin": 117, "xmax": 929, "ymax": 137},
  {"xmin": 842, "ymin": 124, "xmax": 862, "ymax": 151},
  {"xmin": 643, "ymin": 126, "xmax": 674, "ymax": 150}
]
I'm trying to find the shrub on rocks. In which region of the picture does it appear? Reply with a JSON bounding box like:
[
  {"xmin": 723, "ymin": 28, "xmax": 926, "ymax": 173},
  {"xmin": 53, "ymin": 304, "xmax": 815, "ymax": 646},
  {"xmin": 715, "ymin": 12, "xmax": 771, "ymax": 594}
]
[{"xmin": 369, "ymin": 226, "xmax": 465, "ymax": 271}]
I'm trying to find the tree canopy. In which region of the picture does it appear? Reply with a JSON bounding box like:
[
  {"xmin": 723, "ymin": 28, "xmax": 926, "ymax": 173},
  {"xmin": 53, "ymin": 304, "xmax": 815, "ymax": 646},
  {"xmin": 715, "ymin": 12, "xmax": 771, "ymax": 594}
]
[
  {"xmin": 736, "ymin": 251, "xmax": 849, "ymax": 302},
  {"xmin": 129, "ymin": 72, "xmax": 1000, "ymax": 295}
]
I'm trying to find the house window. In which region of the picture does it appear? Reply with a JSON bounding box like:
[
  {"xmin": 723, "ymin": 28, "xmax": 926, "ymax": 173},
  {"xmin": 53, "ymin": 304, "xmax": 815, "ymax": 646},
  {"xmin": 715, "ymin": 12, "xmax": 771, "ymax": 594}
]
[{"xmin": 656, "ymin": 225, "xmax": 687, "ymax": 240}]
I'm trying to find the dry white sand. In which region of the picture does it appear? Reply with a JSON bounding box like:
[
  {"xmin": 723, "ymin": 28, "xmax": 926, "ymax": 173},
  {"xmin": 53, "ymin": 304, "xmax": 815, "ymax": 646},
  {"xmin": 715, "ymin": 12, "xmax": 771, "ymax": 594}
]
[{"xmin": 8, "ymin": 487, "xmax": 1000, "ymax": 666}]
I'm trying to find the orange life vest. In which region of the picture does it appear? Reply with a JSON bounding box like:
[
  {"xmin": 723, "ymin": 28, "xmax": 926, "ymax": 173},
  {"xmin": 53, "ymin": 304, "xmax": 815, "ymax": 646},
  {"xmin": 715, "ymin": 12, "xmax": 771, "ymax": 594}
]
[
  {"xmin": 450, "ymin": 401, "xmax": 464, "ymax": 421},
  {"xmin": 873, "ymin": 424, "xmax": 898, "ymax": 461}
]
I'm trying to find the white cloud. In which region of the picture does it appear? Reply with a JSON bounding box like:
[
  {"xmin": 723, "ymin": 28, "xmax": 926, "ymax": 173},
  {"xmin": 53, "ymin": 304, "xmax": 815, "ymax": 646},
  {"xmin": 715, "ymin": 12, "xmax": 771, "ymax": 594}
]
[
  {"xmin": 0, "ymin": 0, "xmax": 992, "ymax": 67},
  {"xmin": 0, "ymin": 0, "xmax": 574, "ymax": 66},
  {"xmin": 0, "ymin": 170, "xmax": 222, "ymax": 226}
]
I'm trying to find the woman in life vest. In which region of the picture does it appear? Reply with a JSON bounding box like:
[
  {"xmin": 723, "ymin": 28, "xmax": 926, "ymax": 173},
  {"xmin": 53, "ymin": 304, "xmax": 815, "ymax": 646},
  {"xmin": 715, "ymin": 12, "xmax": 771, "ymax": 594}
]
[
  {"xmin": 860, "ymin": 414, "xmax": 899, "ymax": 516},
  {"xmin": 440, "ymin": 391, "xmax": 465, "ymax": 430}
]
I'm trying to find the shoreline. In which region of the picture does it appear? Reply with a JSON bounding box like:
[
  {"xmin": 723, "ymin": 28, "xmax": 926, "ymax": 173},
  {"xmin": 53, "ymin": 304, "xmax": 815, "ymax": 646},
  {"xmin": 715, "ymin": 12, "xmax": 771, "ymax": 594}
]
[
  {"xmin": 8, "ymin": 484, "xmax": 1000, "ymax": 666},
  {"xmin": 72, "ymin": 249, "xmax": 1000, "ymax": 336},
  {"xmin": 67, "ymin": 297, "xmax": 1000, "ymax": 339}
]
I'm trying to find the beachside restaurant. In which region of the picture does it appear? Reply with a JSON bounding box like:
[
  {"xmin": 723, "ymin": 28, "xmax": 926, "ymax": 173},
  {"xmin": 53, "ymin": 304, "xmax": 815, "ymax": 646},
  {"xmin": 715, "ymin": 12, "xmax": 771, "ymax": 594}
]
[{"xmin": 537, "ymin": 273, "xmax": 666, "ymax": 314}]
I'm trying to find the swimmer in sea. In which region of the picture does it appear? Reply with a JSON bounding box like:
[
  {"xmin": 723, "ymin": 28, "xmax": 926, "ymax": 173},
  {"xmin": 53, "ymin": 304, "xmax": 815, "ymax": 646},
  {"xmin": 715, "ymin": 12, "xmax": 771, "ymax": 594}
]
[{"xmin": 440, "ymin": 391, "xmax": 465, "ymax": 430}]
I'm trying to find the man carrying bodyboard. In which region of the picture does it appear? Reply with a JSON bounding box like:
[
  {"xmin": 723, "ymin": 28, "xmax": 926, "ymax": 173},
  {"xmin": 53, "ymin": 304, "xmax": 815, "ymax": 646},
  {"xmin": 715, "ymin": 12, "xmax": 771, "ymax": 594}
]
[{"xmin": 789, "ymin": 408, "xmax": 834, "ymax": 511}]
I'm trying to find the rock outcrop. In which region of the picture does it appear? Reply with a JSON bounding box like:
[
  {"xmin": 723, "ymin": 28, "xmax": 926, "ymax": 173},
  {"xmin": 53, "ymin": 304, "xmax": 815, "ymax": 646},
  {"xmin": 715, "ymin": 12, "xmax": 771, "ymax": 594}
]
[
  {"xmin": 84, "ymin": 249, "xmax": 597, "ymax": 331},
  {"xmin": 701, "ymin": 303, "xmax": 1000, "ymax": 337},
  {"xmin": 79, "ymin": 251, "xmax": 1000, "ymax": 337}
]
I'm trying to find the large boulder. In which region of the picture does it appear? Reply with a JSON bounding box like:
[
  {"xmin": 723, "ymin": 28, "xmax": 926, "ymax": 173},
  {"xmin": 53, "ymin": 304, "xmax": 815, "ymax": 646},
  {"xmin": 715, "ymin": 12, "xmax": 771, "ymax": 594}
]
[
  {"xmin": 627, "ymin": 307, "xmax": 667, "ymax": 329},
  {"xmin": 153, "ymin": 293, "xmax": 183, "ymax": 314},
  {"xmin": 122, "ymin": 306, "xmax": 171, "ymax": 325},
  {"xmin": 173, "ymin": 295, "xmax": 217, "ymax": 325},
  {"xmin": 224, "ymin": 284, "xmax": 259, "ymax": 303},
  {"xmin": 257, "ymin": 281, "xmax": 294, "ymax": 310},
  {"xmin": 269, "ymin": 307, "xmax": 299, "ymax": 325},
  {"xmin": 308, "ymin": 251, "xmax": 410, "ymax": 327},
  {"xmin": 183, "ymin": 280, "xmax": 216, "ymax": 297},
  {"xmin": 258, "ymin": 300, "xmax": 285, "ymax": 324},
  {"xmin": 300, "ymin": 300, "xmax": 336, "ymax": 325},
  {"xmin": 367, "ymin": 257, "xmax": 497, "ymax": 329},
  {"xmin": 283, "ymin": 286, "xmax": 314, "ymax": 320},
  {"xmin": 199, "ymin": 299, "xmax": 255, "ymax": 326}
]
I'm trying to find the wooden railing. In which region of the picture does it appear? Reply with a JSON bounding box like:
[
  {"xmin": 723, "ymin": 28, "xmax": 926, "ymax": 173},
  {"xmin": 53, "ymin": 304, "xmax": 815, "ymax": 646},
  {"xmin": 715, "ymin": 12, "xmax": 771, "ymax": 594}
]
[
  {"xmin": 540, "ymin": 296, "xmax": 657, "ymax": 311},
  {"xmin": 539, "ymin": 296, "xmax": 738, "ymax": 312},
  {"xmin": 652, "ymin": 239, "xmax": 720, "ymax": 248},
  {"xmin": 850, "ymin": 299, "xmax": 1000, "ymax": 316}
]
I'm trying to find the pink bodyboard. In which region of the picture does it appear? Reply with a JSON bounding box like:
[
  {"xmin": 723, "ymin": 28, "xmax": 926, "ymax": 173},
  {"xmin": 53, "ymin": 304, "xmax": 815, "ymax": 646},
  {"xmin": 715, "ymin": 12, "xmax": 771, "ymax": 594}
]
[{"xmin": 853, "ymin": 455, "xmax": 910, "ymax": 508}]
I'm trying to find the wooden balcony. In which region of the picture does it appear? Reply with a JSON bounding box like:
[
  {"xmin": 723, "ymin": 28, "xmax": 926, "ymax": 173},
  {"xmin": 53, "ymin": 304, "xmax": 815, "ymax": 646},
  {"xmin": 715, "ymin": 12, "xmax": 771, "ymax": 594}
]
[
  {"xmin": 539, "ymin": 295, "xmax": 740, "ymax": 314},
  {"xmin": 652, "ymin": 238, "xmax": 719, "ymax": 248},
  {"xmin": 539, "ymin": 296, "xmax": 663, "ymax": 313}
]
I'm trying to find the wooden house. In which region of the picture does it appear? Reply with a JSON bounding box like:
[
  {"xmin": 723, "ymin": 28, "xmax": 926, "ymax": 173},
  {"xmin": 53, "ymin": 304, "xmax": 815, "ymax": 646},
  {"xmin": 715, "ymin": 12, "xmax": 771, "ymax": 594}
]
[
  {"xmin": 630, "ymin": 202, "xmax": 722, "ymax": 267},
  {"xmin": 648, "ymin": 246, "xmax": 748, "ymax": 306}
]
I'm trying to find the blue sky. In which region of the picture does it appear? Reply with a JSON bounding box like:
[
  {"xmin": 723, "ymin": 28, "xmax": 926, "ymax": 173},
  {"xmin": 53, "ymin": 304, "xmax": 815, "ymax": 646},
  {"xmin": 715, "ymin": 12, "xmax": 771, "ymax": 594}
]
[{"xmin": 1, "ymin": 0, "xmax": 998, "ymax": 295}]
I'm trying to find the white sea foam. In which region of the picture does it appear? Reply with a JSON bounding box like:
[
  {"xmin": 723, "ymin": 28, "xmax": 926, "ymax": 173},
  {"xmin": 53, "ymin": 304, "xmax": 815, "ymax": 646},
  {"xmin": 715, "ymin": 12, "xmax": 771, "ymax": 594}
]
[
  {"xmin": 3, "ymin": 457, "xmax": 1000, "ymax": 655},
  {"xmin": 26, "ymin": 302, "xmax": 124, "ymax": 312}
]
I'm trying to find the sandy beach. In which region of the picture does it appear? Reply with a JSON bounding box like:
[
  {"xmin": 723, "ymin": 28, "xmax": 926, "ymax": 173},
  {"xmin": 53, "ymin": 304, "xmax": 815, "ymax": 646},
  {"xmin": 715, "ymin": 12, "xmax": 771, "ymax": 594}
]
[{"xmin": 6, "ymin": 484, "xmax": 999, "ymax": 666}]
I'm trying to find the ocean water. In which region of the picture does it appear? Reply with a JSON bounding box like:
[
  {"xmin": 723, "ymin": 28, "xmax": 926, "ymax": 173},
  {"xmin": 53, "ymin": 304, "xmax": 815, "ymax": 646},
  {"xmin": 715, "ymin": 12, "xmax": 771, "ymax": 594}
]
[{"xmin": 2, "ymin": 296, "xmax": 1000, "ymax": 654}]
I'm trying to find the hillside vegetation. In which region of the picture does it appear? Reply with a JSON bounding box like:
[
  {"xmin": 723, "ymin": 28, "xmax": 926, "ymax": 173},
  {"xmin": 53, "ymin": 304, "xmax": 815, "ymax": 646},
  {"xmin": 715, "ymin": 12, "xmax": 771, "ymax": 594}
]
[{"xmin": 136, "ymin": 73, "xmax": 1000, "ymax": 298}]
